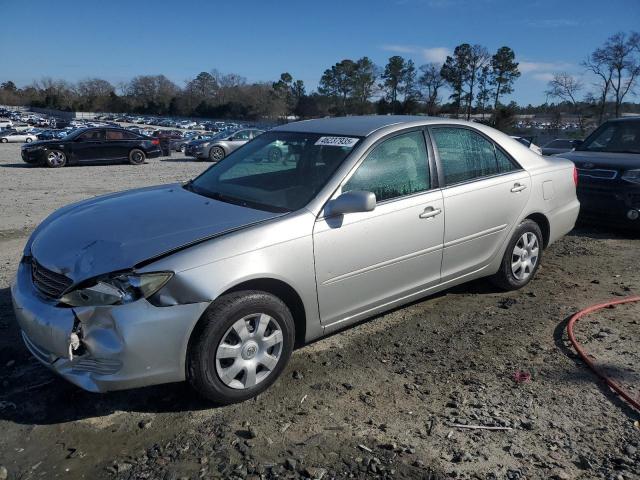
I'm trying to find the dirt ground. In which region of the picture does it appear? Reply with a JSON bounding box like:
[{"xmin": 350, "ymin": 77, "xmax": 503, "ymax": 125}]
[{"xmin": 0, "ymin": 141, "xmax": 638, "ymax": 480}]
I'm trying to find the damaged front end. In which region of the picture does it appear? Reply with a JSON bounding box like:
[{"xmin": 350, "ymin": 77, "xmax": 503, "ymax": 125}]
[{"xmin": 11, "ymin": 256, "xmax": 209, "ymax": 392}]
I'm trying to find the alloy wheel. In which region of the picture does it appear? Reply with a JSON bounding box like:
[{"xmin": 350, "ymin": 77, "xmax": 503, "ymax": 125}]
[{"xmin": 46, "ymin": 151, "xmax": 65, "ymax": 167}]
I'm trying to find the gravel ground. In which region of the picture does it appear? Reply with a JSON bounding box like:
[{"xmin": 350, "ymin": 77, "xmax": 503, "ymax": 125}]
[{"xmin": 0, "ymin": 141, "xmax": 639, "ymax": 480}]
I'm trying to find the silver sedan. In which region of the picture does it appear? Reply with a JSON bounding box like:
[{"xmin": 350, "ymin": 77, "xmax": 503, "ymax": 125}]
[
  {"xmin": 190, "ymin": 128, "xmax": 264, "ymax": 161},
  {"xmin": 12, "ymin": 116, "xmax": 579, "ymax": 404}
]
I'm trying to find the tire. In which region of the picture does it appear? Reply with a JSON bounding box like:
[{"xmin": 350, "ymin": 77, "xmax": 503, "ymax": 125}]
[
  {"xmin": 128, "ymin": 148, "xmax": 146, "ymax": 165},
  {"xmin": 187, "ymin": 290, "xmax": 295, "ymax": 404},
  {"xmin": 25, "ymin": 137, "xmax": 33, "ymax": 143},
  {"xmin": 209, "ymin": 146, "xmax": 225, "ymax": 162},
  {"xmin": 45, "ymin": 150, "xmax": 67, "ymax": 168},
  {"xmin": 1, "ymin": 138, "xmax": 7, "ymax": 143},
  {"xmin": 490, "ymin": 219, "xmax": 543, "ymax": 291}
]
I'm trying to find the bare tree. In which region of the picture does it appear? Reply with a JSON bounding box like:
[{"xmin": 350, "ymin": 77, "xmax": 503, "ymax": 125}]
[
  {"xmin": 582, "ymin": 48, "xmax": 614, "ymax": 123},
  {"xmin": 546, "ymin": 72, "xmax": 585, "ymax": 131},
  {"xmin": 465, "ymin": 44, "xmax": 491, "ymax": 120},
  {"xmin": 602, "ymin": 32, "xmax": 640, "ymax": 117},
  {"xmin": 418, "ymin": 63, "xmax": 444, "ymax": 115}
]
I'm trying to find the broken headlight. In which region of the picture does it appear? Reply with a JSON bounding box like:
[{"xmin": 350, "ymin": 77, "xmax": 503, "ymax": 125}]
[{"xmin": 59, "ymin": 272, "xmax": 173, "ymax": 307}]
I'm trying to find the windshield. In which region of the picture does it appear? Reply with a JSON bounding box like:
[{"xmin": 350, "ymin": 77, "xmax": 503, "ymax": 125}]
[
  {"xmin": 579, "ymin": 121, "xmax": 640, "ymax": 154},
  {"xmin": 188, "ymin": 131, "xmax": 361, "ymax": 212}
]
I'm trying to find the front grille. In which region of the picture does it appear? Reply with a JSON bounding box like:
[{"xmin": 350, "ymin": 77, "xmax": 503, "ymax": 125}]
[
  {"xmin": 31, "ymin": 259, "xmax": 73, "ymax": 299},
  {"xmin": 577, "ymin": 168, "xmax": 618, "ymax": 180}
]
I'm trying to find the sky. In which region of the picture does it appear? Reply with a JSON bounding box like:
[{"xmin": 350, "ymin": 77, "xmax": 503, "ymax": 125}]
[{"xmin": 1, "ymin": 0, "xmax": 639, "ymax": 105}]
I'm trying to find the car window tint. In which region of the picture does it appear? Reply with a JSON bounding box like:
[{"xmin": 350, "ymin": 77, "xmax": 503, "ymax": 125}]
[
  {"xmin": 343, "ymin": 130, "xmax": 429, "ymax": 202},
  {"xmin": 106, "ymin": 130, "xmax": 126, "ymax": 140},
  {"xmin": 78, "ymin": 130, "xmax": 104, "ymax": 141},
  {"xmin": 432, "ymin": 127, "xmax": 513, "ymax": 185},
  {"xmin": 234, "ymin": 130, "xmax": 251, "ymax": 140}
]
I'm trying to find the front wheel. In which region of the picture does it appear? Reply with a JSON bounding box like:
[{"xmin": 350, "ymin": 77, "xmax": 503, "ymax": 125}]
[
  {"xmin": 490, "ymin": 219, "xmax": 543, "ymax": 291},
  {"xmin": 45, "ymin": 150, "xmax": 67, "ymax": 168},
  {"xmin": 128, "ymin": 148, "xmax": 146, "ymax": 165},
  {"xmin": 1, "ymin": 138, "xmax": 7, "ymax": 143},
  {"xmin": 25, "ymin": 137, "xmax": 33, "ymax": 143},
  {"xmin": 209, "ymin": 146, "xmax": 225, "ymax": 162},
  {"xmin": 187, "ymin": 291, "xmax": 295, "ymax": 404}
]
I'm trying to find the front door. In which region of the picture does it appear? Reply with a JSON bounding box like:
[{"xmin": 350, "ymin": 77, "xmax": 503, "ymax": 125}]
[
  {"xmin": 313, "ymin": 129, "xmax": 444, "ymax": 327},
  {"xmin": 71, "ymin": 129, "xmax": 107, "ymax": 161},
  {"xmin": 429, "ymin": 126, "xmax": 531, "ymax": 281}
]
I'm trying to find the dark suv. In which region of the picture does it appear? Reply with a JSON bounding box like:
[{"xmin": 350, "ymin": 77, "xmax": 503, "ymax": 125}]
[
  {"xmin": 21, "ymin": 127, "xmax": 163, "ymax": 168},
  {"xmin": 557, "ymin": 117, "xmax": 640, "ymax": 229}
]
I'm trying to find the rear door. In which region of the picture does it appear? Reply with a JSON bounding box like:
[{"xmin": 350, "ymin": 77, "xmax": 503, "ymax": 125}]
[
  {"xmin": 227, "ymin": 129, "xmax": 252, "ymax": 153},
  {"xmin": 105, "ymin": 129, "xmax": 137, "ymax": 159},
  {"xmin": 313, "ymin": 129, "xmax": 444, "ymax": 326},
  {"xmin": 429, "ymin": 126, "xmax": 530, "ymax": 281}
]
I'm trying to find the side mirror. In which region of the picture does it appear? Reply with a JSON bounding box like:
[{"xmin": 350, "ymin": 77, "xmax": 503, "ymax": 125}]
[{"xmin": 325, "ymin": 191, "xmax": 376, "ymax": 217}]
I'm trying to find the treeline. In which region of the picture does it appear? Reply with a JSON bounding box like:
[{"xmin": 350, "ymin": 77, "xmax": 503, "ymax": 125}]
[{"xmin": 0, "ymin": 32, "xmax": 638, "ymax": 125}]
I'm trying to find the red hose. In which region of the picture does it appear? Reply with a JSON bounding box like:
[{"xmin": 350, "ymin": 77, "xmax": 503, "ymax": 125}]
[{"xmin": 567, "ymin": 295, "xmax": 640, "ymax": 412}]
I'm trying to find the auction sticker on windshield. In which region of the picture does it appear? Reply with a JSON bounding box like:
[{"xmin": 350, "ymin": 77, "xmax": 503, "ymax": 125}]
[{"xmin": 315, "ymin": 136, "xmax": 359, "ymax": 147}]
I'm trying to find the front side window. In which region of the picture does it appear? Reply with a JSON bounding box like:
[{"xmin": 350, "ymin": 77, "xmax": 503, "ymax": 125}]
[
  {"xmin": 77, "ymin": 129, "xmax": 105, "ymax": 141},
  {"xmin": 343, "ymin": 130, "xmax": 430, "ymax": 202},
  {"xmin": 431, "ymin": 127, "xmax": 517, "ymax": 185},
  {"xmin": 189, "ymin": 131, "xmax": 360, "ymax": 212},
  {"xmin": 233, "ymin": 130, "xmax": 251, "ymax": 141}
]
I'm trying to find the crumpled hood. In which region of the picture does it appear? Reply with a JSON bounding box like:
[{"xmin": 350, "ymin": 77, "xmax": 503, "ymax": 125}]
[
  {"xmin": 30, "ymin": 183, "xmax": 281, "ymax": 283},
  {"xmin": 556, "ymin": 150, "xmax": 640, "ymax": 169}
]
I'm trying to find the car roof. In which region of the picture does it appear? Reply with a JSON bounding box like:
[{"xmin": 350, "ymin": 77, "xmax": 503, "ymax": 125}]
[
  {"xmin": 606, "ymin": 116, "xmax": 640, "ymax": 123},
  {"xmin": 272, "ymin": 115, "xmax": 443, "ymax": 136}
]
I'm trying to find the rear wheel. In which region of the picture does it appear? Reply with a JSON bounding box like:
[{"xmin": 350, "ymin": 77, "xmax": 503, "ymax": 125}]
[
  {"xmin": 209, "ymin": 146, "xmax": 225, "ymax": 162},
  {"xmin": 490, "ymin": 219, "xmax": 543, "ymax": 291},
  {"xmin": 128, "ymin": 148, "xmax": 146, "ymax": 165},
  {"xmin": 187, "ymin": 291, "xmax": 295, "ymax": 404},
  {"xmin": 25, "ymin": 137, "xmax": 33, "ymax": 143},
  {"xmin": 45, "ymin": 150, "xmax": 67, "ymax": 168}
]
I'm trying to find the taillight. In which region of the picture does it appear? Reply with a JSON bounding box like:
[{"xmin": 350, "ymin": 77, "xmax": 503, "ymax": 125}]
[
  {"xmin": 573, "ymin": 166, "xmax": 578, "ymax": 186},
  {"xmin": 151, "ymin": 139, "xmax": 160, "ymax": 145}
]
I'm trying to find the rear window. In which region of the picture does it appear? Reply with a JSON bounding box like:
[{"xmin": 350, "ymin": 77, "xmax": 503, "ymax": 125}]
[{"xmin": 106, "ymin": 130, "xmax": 138, "ymax": 140}]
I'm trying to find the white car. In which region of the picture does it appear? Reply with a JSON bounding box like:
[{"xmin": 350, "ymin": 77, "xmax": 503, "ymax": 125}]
[
  {"xmin": 511, "ymin": 136, "xmax": 542, "ymax": 155},
  {"xmin": 0, "ymin": 119, "xmax": 13, "ymax": 129},
  {"xmin": 0, "ymin": 131, "xmax": 38, "ymax": 143}
]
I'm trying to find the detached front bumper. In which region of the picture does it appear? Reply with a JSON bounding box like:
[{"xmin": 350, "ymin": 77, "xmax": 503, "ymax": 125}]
[{"xmin": 11, "ymin": 260, "xmax": 209, "ymax": 392}]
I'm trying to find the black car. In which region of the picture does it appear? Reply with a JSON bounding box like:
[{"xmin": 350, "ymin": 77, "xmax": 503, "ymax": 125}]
[
  {"xmin": 541, "ymin": 138, "xmax": 582, "ymax": 156},
  {"xmin": 557, "ymin": 117, "xmax": 640, "ymax": 229},
  {"xmin": 21, "ymin": 127, "xmax": 162, "ymax": 168}
]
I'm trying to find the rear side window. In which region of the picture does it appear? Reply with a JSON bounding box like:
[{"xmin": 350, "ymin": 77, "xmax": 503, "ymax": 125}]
[
  {"xmin": 431, "ymin": 127, "xmax": 518, "ymax": 185},
  {"xmin": 106, "ymin": 130, "xmax": 137, "ymax": 140},
  {"xmin": 343, "ymin": 130, "xmax": 430, "ymax": 202}
]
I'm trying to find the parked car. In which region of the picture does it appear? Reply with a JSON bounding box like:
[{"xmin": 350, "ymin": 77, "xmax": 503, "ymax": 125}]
[
  {"xmin": 20, "ymin": 127, "xmax": 162, "ymax": 167},
  {"xmin": 11, "ymin": 116, "xmax": 579, "ymax": 403},
  {"xmin": 0, "ymin": 119, "xmax": 14, "ymax": 129},
  {"xmin": 188, "ymin": 128, "xmax": 264, "ymax": 161},
  {"xmin": 555, "ymin": 117, "xmax": 640, "ymax": 229},
  {"xmin": 1, "ymin": 131, "xmax": 37, "ymax": 143},
  {"xmin": 511, "ymin": 136, "xmax": 542, "ymax": 155},
  {"xmin": 541, "ymin": 138, "xmax": 582, "ymax": 156},
  {"xmin": 171, "ymin": 134, "xmax": 213, "ymax": 152}
]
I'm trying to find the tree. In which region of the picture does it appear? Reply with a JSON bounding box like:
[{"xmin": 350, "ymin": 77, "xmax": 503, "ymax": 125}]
[
  {"xmin": 76, "ymin": 78, "xmax": 115, "ymax": 111},
  {"xmin": 475, "ymin": 65, "xmax": 492, "ymax": 119},
  {"xmin": 380, "ymin": 56, "xmax": 406, "ymax": 111},
  {"xmin": 545, "ymin": 73, "xmax": 585, "ymax": 131},
  {"xmin": 465, "ymin": 44, "xmax": 491, "ymax": 120},
  {"xmin": 1, "ymin": 81, "xmax": 17, "ymax": 92},
  {"xmin": 318, "ymin": 60, "xmax": 356, "ymax": 115},
  {"xmin": 440, "ymin": 45, "xmax": 471, "ymax": 118},
  {"xmin": 583, "ymin": 47, "xmax": 615, "ymax": 123},
  {"xmin": 490, "ymin": 46, "xmax": 520, "ymax": 111},
  {"xmin": 418, "ymin": 63, "xmax": 444, "ymax": 115},
  {"xmin": 350, "ymin": 57, "xmax": 378, "ymax": 114},
  {"xmin": 599, "ymin": 32, "xmax": 640, "ymax": 117}
]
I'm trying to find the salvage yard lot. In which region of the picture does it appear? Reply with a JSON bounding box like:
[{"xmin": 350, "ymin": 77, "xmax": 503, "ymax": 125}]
[{"xmin": 0, "ymin": 142, "xmax": 639, "ymax": 480}]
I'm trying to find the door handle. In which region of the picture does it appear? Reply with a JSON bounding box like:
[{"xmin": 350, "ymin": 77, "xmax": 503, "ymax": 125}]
[
  {"xmin": 419, "ymin": 206, "xmax": 442, "ymax": 219},
  {"xmin": 511, "ymin": 183, "xmax": 527, "ymax": 193}
]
